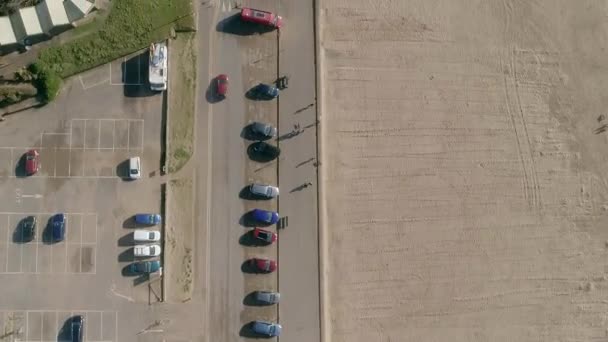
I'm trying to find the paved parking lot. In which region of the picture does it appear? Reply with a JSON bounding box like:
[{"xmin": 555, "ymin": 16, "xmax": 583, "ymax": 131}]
[
  {"xmin": 0, "ymin": 212, "xmax": 97, "ymax": 274},
  {"xmin": 0, "ymin": 310, "xmax": 117, "ymax": 342}
]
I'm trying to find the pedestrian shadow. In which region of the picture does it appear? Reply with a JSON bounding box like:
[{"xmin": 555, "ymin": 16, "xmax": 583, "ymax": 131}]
[
  {"xmin": 289, "ymin": 184, "xmax": 309, "ymax": 193},
  {"xmin": 276, "ymin": 130, "xmax": 301, "ymax": 142}
]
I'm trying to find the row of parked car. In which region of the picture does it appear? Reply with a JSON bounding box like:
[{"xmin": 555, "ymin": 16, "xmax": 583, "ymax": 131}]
[{"xmin": 127, "ymin": 213, "xmax": 163, "ymax": 274}]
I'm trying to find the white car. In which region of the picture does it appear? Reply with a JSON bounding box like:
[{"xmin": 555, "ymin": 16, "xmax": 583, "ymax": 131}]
[
  {"xmin": 249, "ymin": 183, "xmax": 279, "ymax": 198},
  {"xmin": 134, "ymin": 244, "xmax": 161, "ymax": 257},
  {"xmin": 129, "ymin": 157, "xmax": 141, "ymax": 180},
  {"xmin": 133, "ymin": 230, "xmax": 161, "ymax": 242}
]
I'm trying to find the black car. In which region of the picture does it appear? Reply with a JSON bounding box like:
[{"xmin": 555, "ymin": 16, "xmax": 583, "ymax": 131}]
[
  {"xmin": 249, "ymin": 121, "xmax": 277, "ymax": 139},
  {"xmin": 248, "ymin": 142, "xmax": 280, "ymax": 161},
  {"xmin": 250, "ymin": 83, "xmax": 279, "ymax": 100},
  {"xmin": 70, "ymin": 315, "xmax": 84, "ymax": 342},
  {"xmin": 20, "ymin": 216, "xmax": 36, "ymax": 242}
]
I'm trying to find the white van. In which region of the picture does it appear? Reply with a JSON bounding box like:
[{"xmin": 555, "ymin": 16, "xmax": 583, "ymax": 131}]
[{"xmin": 129, "ymin": 157, "xmax": 141, "ymax": 179}]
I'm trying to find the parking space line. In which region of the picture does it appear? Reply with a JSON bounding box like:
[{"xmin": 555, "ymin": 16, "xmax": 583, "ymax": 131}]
[
  {"xmin": 127, "ymin": 120, "xmax": 130, "ymax": 151},
  {"xmin": 64, "ymin": 216, "xmax": 69, "ymax": 273},
  {"xmin": 98, "ymin": 120, "xmax": 102, "ymax": 151},
  {"xmin": 25, "ymin": 311, "xmax": 28, "ymax": 342},
  {"xmin": 80, "ymin": 217, "xmax": 83, "ymax": 273},
  {"xmin": 6, "ymin": 216, "xmax": 9, "ymax": 272},
  {"xmin": 53, "ymin": 147, "xmax": 57, "ymax": 177},
  {"xmin": 113, "ymin": 120, "xmax": 116, "ymax": 151},
  {"xmin": 68, "ymin": 121, "xmax": 72, "ymax": 176}
]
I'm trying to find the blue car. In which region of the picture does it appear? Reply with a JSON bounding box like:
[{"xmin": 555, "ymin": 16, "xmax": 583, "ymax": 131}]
[
  {"xmin": 135, "ymin": 214, "xmax": 162, "ymax": 225},
  {"xmin": 51, "ymin": 213, "xmax": 66, "ymax": 242},
  {"xmin": 251, "ymin": 209, "xmax": 279, "ymax": 225},
  {"xmin": 129, "ymin": 260, "xmax": 161, "ymax": 274},
  {"xmin": 251, "ymin": 83, "xmax": 279, "ymax": 100}
]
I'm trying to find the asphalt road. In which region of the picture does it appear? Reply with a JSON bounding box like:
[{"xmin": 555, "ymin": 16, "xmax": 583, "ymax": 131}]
[{"xmin": 196, "ymin": 0, "xmax": 321, "ymax": 341}]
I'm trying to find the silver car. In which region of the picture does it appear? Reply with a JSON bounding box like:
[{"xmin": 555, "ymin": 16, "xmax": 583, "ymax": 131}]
[
  {"xmin": 250, "ymin": 183, "xmax": 279, "ymax": 198},
  {"xmin": 255, "ymin": 290, "xmax": 280, "ymax": 305},
  {"xmin": 250, "ymin": 121, "xmax": 277, "ymax": 139},
  {"xmin": 251, "ymin": 321, "xmax": 282, "ymax": 337}
]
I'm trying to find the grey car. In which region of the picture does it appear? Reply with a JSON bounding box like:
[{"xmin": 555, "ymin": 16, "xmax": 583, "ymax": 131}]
[
  {"xmin": 254, "ymin": 290, "xmax": 280, "ymax": 305},
  {"xmin": 250, "ymin": 183, "xmax": 279, "ymax": 198},
  {"xmin": 251, "ymin": 320, "xmax": 282, "ymax": 337},
  {"xmin": 250, "ymin": 121, "xmax": 277, "ymax": 139}
]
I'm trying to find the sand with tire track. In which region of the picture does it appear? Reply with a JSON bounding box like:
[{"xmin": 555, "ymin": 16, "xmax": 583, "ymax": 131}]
[{"xmin": 319, "ymin": 0, "xmax": 608, "ymax": 340}]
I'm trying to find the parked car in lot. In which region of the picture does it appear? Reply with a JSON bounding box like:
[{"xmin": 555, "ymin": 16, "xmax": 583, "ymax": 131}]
[
  {"xmin": 134, "ymin": 244, "xmax": 161, "ymax": 257},
  {"xmin": 240, "ymin": 8, "xmax": 283, "ymax": 28},
  {"xmin": 21, "ymin": 216, "xmax": 36, "ymax": 242},
  {"xmin": 135, "ymin": 214, "xmax": 162, "ymax": 225},
  {"xmin": 250, "ymin": 83, "xmax": 279, "ymax": 100},
  {"xmin": 251, "ymin": 320, "xmax": 282, "ymax": 337},
  {"xmin": 133, "ymin": 230, "xmax": 161, "ymax": 242},
  {"xmin": 215, "ymin": 74, "xmax": 228, "ymax": 98},
  {"xmin": 24, "ymin": 149, "xmax": 39, "ymax": 175},
  {"xmin": 248, "ymin": 142, "xmax": 281, "ymax": 160},
  {"xmin": 129, "ymin": 260, "xmax": 161, "ymax": 274},
  {"xmin": 249, "ymin": 183, "xmax": 279, "ymax": 199},
  {"xmin": 51, "ymin": 213, "xmax": 66, "ymax": 242},
  {"xmin": 128, "ymin": 156, "xmax": 141, "ymax": 180},
  {"xmin": 254, "ymin": 290, "xmax": 280, "ymax": 305},
  {"xmin": 249, "ymin": 121, "xmax": 277, "ymax": 139},
  {"xmin": 250, "ymin": 258, "xmax": 277, "ymax": 273},
  {"xmin": 70, "ymin": 315, "xmax": 84, "ymax": 342},
  {"xmin": 253, "ymin": 228, "xmax": 277, "ymax": 244},
  {"xmin": 251, "ymin": 209, "xmax": 279, "ymax": 225}
]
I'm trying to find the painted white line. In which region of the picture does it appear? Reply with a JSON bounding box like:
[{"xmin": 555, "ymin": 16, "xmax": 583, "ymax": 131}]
[
  {"xmin": 83, "ymin": 120, "xmax": 87, "ymax": 149},
  {"xmin": 110, "ymin": 285, "xmax": 134, "ymax": 302},
  {"xmin": 127, "ymin": 121, "xmax": 130, "ymax": 152},
  {"xmin": 53, "ymin": 147, "xmax": 57, "ymax": 177},
  {"xmin": 25, "ymin": 311, "xmax": 28, "ymax": 342},
  {"xmin": 68, "ymin": 121, "xmax": 72, "ymax": 176},
  {"xmin": 115, "ymin": 311, "xmax": 118, "ymax": 342},
  {"xmin": 40, "ymin": 311, "xmax": 43, "ymax": 342},
  {"xmin": 98, "ymin": 120, "xmax": 101, "ymax": 151},
  {"xmin": 35, "ymin": 216, "xmax": 38, "ymax": 273},
  {"xmin": 10, "ymin": 148, "xmax": 13, "ymax": 174},
  {"xmin": 80, "ymin": 216, "xmax": 83, "ymax": 273},
  {"xmin": 5, "ymin": 216, "xmax": 8, "ymax": 272},
  {"xmin": 64, "ymin": 216, "xmax": 69, "ymax": 273},
  {"xmin": 54, "ymin": 311, "xmax": 58, "ymax": 340},
  {"xmin": 141, "ymin": 121, "xmax": 145, "ymax": 152},
  {"xmin": 112, "ymin": 120, "xmax": 116, "ymax": 151}
]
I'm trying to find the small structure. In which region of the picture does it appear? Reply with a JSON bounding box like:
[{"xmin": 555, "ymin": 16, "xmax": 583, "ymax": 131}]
[{"xmin": 0, "ymin": 17, "xmax": 18, "ymax": 53}]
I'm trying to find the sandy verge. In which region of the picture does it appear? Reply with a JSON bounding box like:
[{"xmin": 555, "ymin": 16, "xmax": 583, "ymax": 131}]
[
  {"xmin": 165, "ymin": 176, "xmax": 195, "ymax": 302},
  {"xmin": 167, "ymin": 33, "xmax": 197, "ymax": 173},
  {"xmin": 321, "ymin": 0, "xmax": 608, "ymax": 341}
]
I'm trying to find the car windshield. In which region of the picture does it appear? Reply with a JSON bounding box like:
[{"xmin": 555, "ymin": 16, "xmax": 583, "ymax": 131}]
[
  {"xmin": 130, "ymin": 169, "xmax": 138, "ymax": 174},
  {"xmin": 259, "ymin": 230, "xmax": 269, "ymax": 238},
  {"xmin": 262, "ymin": 212, "xmax": 272, "ymax": 221},
  {"xmin": 148, "ymin": 232, "xmax": 155, "ymax": 239},
  {"xmin": 26, "ymin": 155, "xmax": 35, "ymax": 160}
]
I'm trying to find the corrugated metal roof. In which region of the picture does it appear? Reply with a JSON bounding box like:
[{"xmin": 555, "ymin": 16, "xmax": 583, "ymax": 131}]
[
  {"xmin": 19, "ymin": 7, "xmax": 44, "ymax": 36},
  {"xmin": 0, "ymin": 16, "xmax": 17, "ymax": 45}
]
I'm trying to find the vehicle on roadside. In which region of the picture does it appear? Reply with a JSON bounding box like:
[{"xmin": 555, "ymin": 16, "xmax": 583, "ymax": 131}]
[
  {"xmin": 215, "ymin": 74, "xmax": 228, "ymax": 98},
  {"xmin": 128, "ymin": 260, "xmax": 161, "ymax": 274},
  {"xmin": 250, "ymin": 83, "xmax": 279, "ymax": 100},
  {"xmin": 249, "ymin": 183, "xmax": 279, "ymax": 199},
  {"xmin": 253, "ymin": 228, "xmax": 277, "ymax": 244},
  {"xmin": 251, "ymin": 209, "xmax": 279, "ymax": 225},
  {"xmin": 134, "ymin": 244, "xmax": 161, "ymax": 257},
  {"xmin": 24, "ymin": 149, "xmax": 39, "ymax": 175},
  {"xmin": 149, "ymin": 42, "xmax": 168, "ymax": 91},
  {"xmin": 254, "ymin": 290, "xmax": 281, "ymax": 305},
  {"xmin": 249, "ymin": 121, "xmax": 277, "ymax": 139},
  {"xmin": 250, "ymin": 257, "xmax": 277, "ymax": 273},
  {"xmin": 240, "ymin": 8, "xmax": 283, "ymax": 29},
  {"xmin": 128, "ymin": 156, "xmax": 141, "ymax": 180},
  {"xmin": 133, "ymin": 230, "xmax": 161, "ymax": 242},
  {"xmin": 70, "ymin": 315, "xmax": 84, "ymax": 342},
  {"xmin": 250, "ymin": 320, "xmax": 282, "ymax": 337},
  {"xmin": 51, "ymin": 213, "xmax": 66, "ymax": 242},
  {"xmin": 248, "ymin": 142, "xmax": 281, "ymax": 160},
  {"xmin": 21, "ymin": 216, "xmax": 36, "ymax": 242},
  {"xmin": 135, "ymin": 213, "xmax": 162, "ymax": 225}
]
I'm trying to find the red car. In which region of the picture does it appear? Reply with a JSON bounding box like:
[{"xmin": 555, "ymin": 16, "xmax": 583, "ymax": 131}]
[
  {"xmin": 250, "ymin": 258, "xmax": 277, "ymax": 273},
  {"xmin": 25, "ymin": 149, "xmax": 39, "ymax": 175},
  {"xmin": 215, "ymin": 74, "xmax": 228, "ymax": 97},
  {"xmin": 240, "ymin": 8, "xmax": 283, "ymax": 29},
  {"xmin": 253, "ymin": 228, "xmax": 277, "ymax": 244}
]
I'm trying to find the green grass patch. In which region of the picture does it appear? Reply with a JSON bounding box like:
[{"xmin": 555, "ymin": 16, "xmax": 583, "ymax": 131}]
[
  {"xmin": 166, "ymin": 33, "xmax": 196, "ymax": 174},
  {"xmin": 37, "ymin": 0, "xmax": 194, "ymax": 78}
]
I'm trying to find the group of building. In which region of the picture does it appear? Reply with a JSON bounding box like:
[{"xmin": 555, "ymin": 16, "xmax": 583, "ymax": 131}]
[{"xmin": 0, "ymin": 0, "xmax": 94, "ymax": 54}]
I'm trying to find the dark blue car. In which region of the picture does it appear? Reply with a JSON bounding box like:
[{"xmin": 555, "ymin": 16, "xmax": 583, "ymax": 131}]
[
  {"xmin": 129, "ymin": 260, "xmax": 161, "ymax": 274},
  {"xmin": 251, "ymin": 83, "xmax": 279, "ymax": 100},
  {"xmin": 251, "ymin": 209, "xmax": 279, "ymax": 225},
  {"xmin": 135, "ymin": 213, "xmax": 162, "ymax": 225},
  {"xmin": 51, "ymin": 213, "xmax": 66, "ymax": 242}
]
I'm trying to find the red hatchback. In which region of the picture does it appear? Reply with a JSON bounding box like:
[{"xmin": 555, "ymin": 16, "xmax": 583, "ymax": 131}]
[
  {"xmin": 215, "ymin": 74, "xmax": 228, "ymax": 98},
  {"xmin": 25, "ymin": 149, "xmax": 39, "ymax": 175},
  {"xmin": 250, "ymin": 258, "xmax": 277, "ymax": 273},
  {"xmin": 253, "ymin": 228, "xmax": 277, "ymax": 244},
  {"xmin": 240, "ymin": 8, "xmax": 283, "ymax": 29}
]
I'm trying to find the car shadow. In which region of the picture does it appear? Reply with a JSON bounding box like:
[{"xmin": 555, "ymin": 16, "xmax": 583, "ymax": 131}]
[
  {"xmin": 57, "ymin": 317, "xmax": 75, "ymax": 341},
  {"xmin": 122, "ymin": 216, "xmax": 138, "ymax": 228},
  {"xmin": 239, "ymin": 230, "xmax": 268, "ymax": 247},
  {"xmin": 12, "ymin": 220, "xmax": 32, "ymax": 244},
  {"xmin": 239, "ymin": 322, "xmax": 268, "ymax": 338},
  {"xmin": 117, "ymin": 233, "xmax": 134, "ymax": 247},
  {"xmin": 133, "ymin": 273, "xmax": 150, "ymax": 286},
  {"xmin": 241, "ymin": 123, "xmax": 271, "ymax": 141},
  {"xmin": 241, "ymin": 260, "xmax": 259, "ymax": 274},
  {"xmin": 243, "ymin": 292, "xmax": 260, "ymax": 306},
  {"xmin": 247, "ymin": 143, "xmax": 279, "ymax": 163},
  {"xmin": 216, "ymin": 13, "xmax": 276, "ymax": 36},
  {"xmin": 118, "ymin": 248, "xmax": 133, "ymax": 262},
  {"xmin": 239, "ymin": 185, "xmax": 266, "ymax": 200},
  {"xmin": 14, "ymin": 154, "xmax": 27, "ymax": 178},
  {"xmin": 206, "ymin": 79, "xmax": 224, "ymax": 103},
  {"xmin": 239, "ymin": 211, "xmax": 259, "ymax": 227},
  {"xmin": 245, "ymin": 84, "xmax": 276, "ymax": 101},
  {"xmin": 123, "ymin": 52, "xmax": 156, "ymax": 97},
  {"xmin": 116, "ymin": 159, "xmax": 134, "ymax": 181},
  {"xmin": 121, "ymin": 264, "xmax": 138, "ymax": 277}
]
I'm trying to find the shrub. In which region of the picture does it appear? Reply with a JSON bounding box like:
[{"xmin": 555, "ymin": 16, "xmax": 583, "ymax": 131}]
[{"xmin": 28, "ymin": 62, "xmax": 62, "ymax": 103}]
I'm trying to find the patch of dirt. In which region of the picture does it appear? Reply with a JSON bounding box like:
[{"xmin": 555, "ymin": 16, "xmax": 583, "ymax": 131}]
[{"xmin": 165, "ymin": 176, "xmax": 195, "ymax": 302}]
